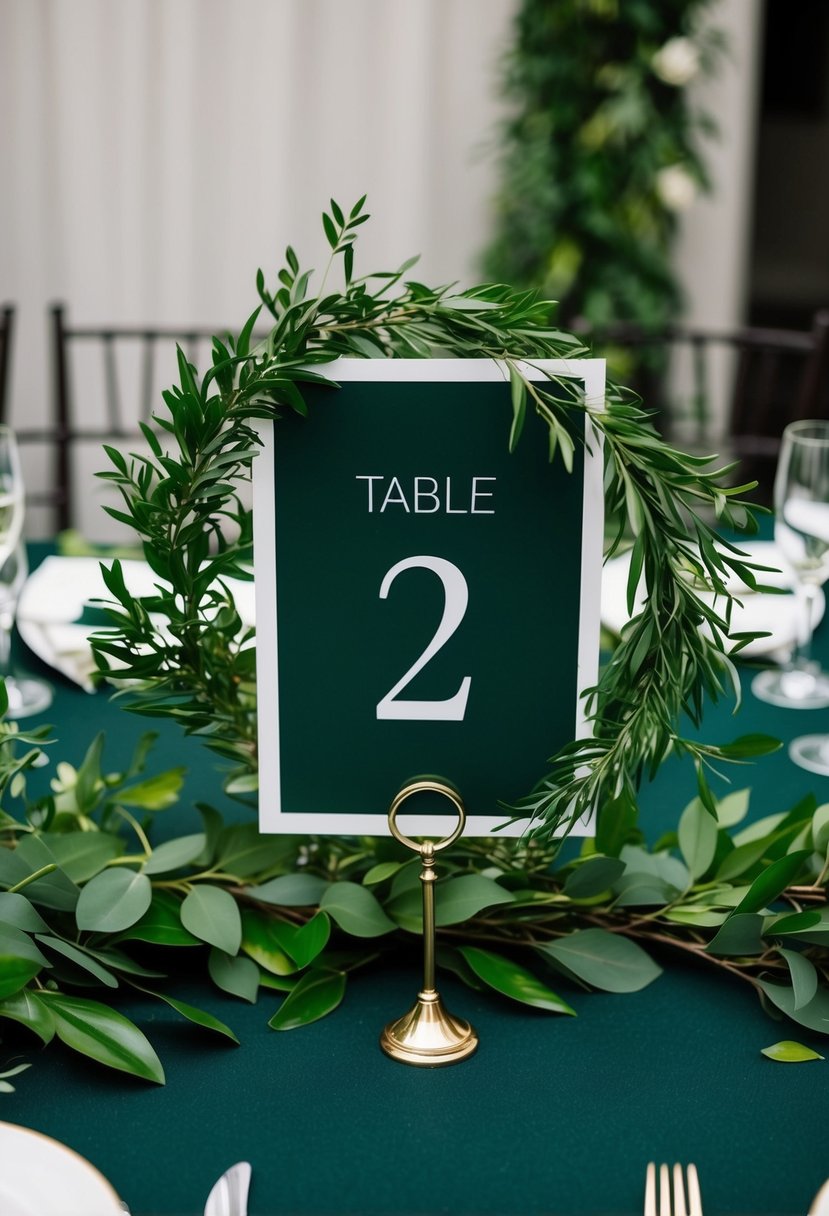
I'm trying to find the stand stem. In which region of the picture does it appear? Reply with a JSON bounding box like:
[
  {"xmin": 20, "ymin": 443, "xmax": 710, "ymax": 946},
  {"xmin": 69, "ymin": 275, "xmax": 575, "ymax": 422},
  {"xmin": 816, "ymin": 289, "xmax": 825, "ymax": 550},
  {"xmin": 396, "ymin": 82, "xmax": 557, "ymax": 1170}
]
[{"xmin": 421, "ymin": 844, "xmax": 436, "ymax": 993}]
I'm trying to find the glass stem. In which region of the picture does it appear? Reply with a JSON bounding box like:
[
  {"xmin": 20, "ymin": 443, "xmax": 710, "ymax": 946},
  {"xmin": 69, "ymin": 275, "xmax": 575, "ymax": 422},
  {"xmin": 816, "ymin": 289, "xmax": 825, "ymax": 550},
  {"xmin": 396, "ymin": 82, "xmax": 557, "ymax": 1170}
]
[{"xmin": 794, "ymin": 584, "xmax": 818, "ymax": 670}]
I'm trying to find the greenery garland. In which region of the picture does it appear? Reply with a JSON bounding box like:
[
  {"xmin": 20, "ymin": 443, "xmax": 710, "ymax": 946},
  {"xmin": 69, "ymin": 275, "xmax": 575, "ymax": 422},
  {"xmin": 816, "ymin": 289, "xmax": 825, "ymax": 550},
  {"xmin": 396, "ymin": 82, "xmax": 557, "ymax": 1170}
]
[{"xmin": 3, "ymin": 200, "xmax": 826, "ymax": 1089}]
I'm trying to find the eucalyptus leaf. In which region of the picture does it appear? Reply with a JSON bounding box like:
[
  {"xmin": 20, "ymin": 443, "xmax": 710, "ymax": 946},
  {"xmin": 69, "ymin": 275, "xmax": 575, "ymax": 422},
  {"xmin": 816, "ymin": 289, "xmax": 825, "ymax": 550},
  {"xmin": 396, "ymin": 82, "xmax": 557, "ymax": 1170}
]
[
  {"xmin": 706, "ymin": 913, "xmax": 766, "ymax": 957},
  {"xmin": 76, "ymin": 867, "xmax": 153, "ymax": 933},
  {"xmin": 777, "ymin": 948, "xmax": 819, "ymax": 1011},
  {"xmin": 563, "ymin": 856, "xmax": 626, "ymax": 899},
  {"xmin": 117, "ymin": 889, "xmax": 200, "ymax": 946},
  {"xmin": 268, "ymin": 968, "xmax": 346, "ymax": 1031},
  {"xmin": 757, "ymin": 980, "xmax": 829, "ymax": 1034},
  {"xmin": 180, "ymin": 885, "xmax": 242, "ymax": 954},
  {"xmin": 678, "ymin": 797, "xmax": 718, "ymax": 879},
  {"xmin": 539, "ymin": 928, "xmax": 661, "ymax": 993},
  {"xmin": 0, "ymin": 923, "xmax": 51, "ymax": 969},
  {"xmin": 247, "ymin": 873, "xmax": 329, "ymax": 907},
  {"xmin": 208, "ymin": 949, "xmax": 260, "ymax": 1003},
  {"xmin": 143, "ymin": 833, "xmax": 206, "ymax": 875},
  {"xmin": 320, "ymin": 882, "xmax": 396, "ymax": 938},
  {"xmin": 0, "ymin": 892, "xmax": 50, "ymax": 933},
  {"xmin": 41, "ymin": 832, "xmax": 121, "ymax": 883},
  {"xmin": 42, "ymin": 991, "xmax": 165, "ymax": 1083}
]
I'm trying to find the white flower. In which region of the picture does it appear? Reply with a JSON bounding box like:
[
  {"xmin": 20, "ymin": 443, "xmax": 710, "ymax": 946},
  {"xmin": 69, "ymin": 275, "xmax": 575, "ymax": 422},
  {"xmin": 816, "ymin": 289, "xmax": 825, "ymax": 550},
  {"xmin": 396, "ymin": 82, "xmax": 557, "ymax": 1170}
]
[
  {"xmin": 651, "ymin": 37, "xmax": 700, "ymax": 87},
  {"xmin": 655, "ymin": 164, "xmax": 698, "ymax": 211}
]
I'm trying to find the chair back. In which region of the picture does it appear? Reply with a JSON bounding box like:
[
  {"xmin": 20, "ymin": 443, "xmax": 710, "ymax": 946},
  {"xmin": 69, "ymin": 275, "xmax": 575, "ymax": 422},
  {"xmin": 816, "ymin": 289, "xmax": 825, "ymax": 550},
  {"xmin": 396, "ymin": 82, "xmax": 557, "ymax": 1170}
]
[
  {"xmin": 594, "ymin": 311, "xmax": 829, "ymax": 500},
  {"xmin": 0, "ymin": 305, "xmax": 15, "ymax": 423},
  {"xmin": 34, "ymin": 304, "xmax": 228, "ymax": 535}
]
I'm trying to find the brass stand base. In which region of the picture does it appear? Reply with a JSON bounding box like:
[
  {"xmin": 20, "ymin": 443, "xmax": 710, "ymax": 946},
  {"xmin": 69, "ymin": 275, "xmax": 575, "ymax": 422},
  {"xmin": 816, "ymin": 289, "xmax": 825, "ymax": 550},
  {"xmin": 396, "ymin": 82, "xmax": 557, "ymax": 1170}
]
[{"xmin": 380, "ymin": 990, "xmax": 478, "ymax": 1067}]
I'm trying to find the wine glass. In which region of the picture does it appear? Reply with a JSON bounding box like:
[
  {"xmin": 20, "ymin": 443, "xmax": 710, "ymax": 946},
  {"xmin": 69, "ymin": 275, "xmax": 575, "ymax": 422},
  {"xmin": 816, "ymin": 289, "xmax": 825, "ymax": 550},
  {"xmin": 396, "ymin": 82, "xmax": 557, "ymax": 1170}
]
[
  {"xmin": 752, "ymin": 420, "xmax": 829, "ymax": 709},
  {"xmin": 0, "ymin": 427, "xmax": 52, "ymax": 718}
]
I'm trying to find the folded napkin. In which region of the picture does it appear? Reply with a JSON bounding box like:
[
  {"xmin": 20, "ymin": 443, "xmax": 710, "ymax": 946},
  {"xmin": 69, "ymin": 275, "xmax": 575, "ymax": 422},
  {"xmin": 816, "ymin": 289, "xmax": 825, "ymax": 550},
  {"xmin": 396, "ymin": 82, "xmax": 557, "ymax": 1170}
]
[
  {"xmin": 17, "ymin": 557, "xmax": 255, "ymax": 691},
  {"xmin": 600, "ymin": 539, "xmax": 822, "ymax": 662}
]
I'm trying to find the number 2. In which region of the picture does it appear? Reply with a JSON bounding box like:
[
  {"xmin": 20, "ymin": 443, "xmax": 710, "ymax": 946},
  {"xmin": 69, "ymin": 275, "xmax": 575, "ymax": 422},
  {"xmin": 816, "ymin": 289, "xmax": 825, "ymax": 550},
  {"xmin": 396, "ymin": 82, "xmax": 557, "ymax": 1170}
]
[{"xmin": 376, "ymin": 555, "xmax": 471, "ymax": 721}]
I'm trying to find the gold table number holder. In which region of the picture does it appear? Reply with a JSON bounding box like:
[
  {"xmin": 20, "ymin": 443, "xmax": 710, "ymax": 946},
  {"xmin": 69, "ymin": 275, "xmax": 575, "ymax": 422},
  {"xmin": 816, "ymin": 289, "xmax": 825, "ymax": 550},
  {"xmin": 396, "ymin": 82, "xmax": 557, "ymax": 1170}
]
[{"xmin": 380, "ymin": 779, "xmax": 478, "ymax": 1067}]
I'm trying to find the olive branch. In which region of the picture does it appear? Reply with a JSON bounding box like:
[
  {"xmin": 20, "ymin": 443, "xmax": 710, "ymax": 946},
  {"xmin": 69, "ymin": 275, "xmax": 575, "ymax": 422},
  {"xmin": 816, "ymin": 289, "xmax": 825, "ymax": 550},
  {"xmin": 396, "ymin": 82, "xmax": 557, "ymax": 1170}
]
[{"xmin": 92, "ymin": 197, "xmax": 776, "ymax": 839}]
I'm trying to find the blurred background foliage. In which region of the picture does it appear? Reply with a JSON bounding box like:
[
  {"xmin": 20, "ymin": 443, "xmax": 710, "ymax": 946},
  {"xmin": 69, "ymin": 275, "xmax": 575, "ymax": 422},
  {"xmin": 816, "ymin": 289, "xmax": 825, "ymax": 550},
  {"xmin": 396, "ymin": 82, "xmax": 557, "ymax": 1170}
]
[{"xmin": 483, "ymin": 0, "xmax": 725, "ymax": 336}]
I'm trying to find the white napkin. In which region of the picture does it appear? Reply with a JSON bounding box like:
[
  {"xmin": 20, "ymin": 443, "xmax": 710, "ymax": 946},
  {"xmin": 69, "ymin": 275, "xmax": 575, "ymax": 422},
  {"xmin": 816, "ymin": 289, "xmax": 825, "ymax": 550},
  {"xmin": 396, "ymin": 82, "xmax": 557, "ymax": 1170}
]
[
  {"xmin": 17, "ymin": 556, "xmax": 255, "ymax": 691},
  {"xmin": 600, "ymin": 539, "xmax": 823, "ymax": 662}
]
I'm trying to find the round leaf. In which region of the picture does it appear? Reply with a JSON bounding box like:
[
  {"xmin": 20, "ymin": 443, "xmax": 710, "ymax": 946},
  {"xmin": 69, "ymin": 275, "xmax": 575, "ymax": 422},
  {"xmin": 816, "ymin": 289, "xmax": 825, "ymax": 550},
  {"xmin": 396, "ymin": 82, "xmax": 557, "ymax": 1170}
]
[
  {"xmin": 247, "ymin": 874, "xmax": 329, "ymax": 907},
  {"xmin": 76, "ymin": 867, "xmax": 152, "ymax": 933},
  {"xmin": 180, "ymin": 885, "xmax": 242, "ymax": 955},
  {"xmin": 208, "ymin": 949, "xmax": 260, "ymax": 1003},
  {"xmin": 118, "ymin": 890, "xmax": 200, "ymax": 946},
  {"xmin": 143, "ymin": 833, "xmax": 206, "ymax": 876},
  {"xmin": 540, "ymin": 928, "xmax": 662, "ymax": 993},
  {"xmin": 319, "ymin": 882, "xmax": 395, "ymax": 938}
]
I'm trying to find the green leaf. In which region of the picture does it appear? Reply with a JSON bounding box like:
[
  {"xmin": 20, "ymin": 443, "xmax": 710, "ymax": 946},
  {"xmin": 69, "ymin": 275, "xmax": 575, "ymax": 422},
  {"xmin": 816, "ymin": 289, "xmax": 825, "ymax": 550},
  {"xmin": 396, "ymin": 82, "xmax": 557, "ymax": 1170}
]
[
  {"xmin": 362, "ymin": 861, "xmax": 404, "ymax": 886},
  {"xmin": 10, "ymin": 837, "xmax": 80, "ymax": 910},
  {"xmin": 180, "ymin": 885, "xmax": 242, "ymax": 954},
  {"xmin": 41, "ymin": 832, "xmax": 121, "ymax": 883},
  {"xmin": 246, "ymin": 873, "xmax": 329, "ymax": 906},
  {"xmin": 240, "ymin": 908, "xmax": 296, "ymax": 976},
  {"xmin": 0, "ymin": 923, "xmax": 51, "ymax": 969},
  {"xmin": 678, "ymin": 796, "xmax": 718, "ymax": 879},
  {"xmin": 777, "ymin": 947, "xmax": 819, "ymax": 1010},
  {"xmin": 0, "ymin": 987, "xmax": 55, "ymax": 1043},
  {"xmin": 539, "ymin": 928, "xmax": 661, "ymax": 993},
  {"xmin": 757, "ymin": 980, "xmax": 829, "ymax": 1034},
  {"xmin": 290, "ymin": 912, "xmax": 331, "ymax": 969},
  {"xmin": 116, "ymin": 768, "xmax": 186, "ymax": 810},
  {"xmin": 433, "ymin": 875, "xmax": 515, "ymax": 925},
  {"xmin": 75, "ymin": 732, "xmax": 105, "ymax": 811},
  {"xmin": 137, "ymin": 987, "xmax": 239, "ymax": 1044},
  {"xmin": 458, "ymin": 946, "xmax": 575, "ymax": 1015},
  {"xmin": 42, "ymin": 991, "xmax": 165, "ymax": 1083},
  {"xmin": 715, "ymin": 734, "xmax": 782, "ymax": 759},
  {"xmin": 36, "ymin": 936, "xmax": 118, "ymax": 987},
  {"xmin": 563, "ymin": 856, "xmax": 626, "ymax": 899},
  {"xmin": 208, "ymin": 949, "xmax": 260, "ymax": 1003},
  {"xmin": 0, "ymin": 892, "xmax": 50, "ymax": 933},
  {"xmin": 715, "ymin": 788, "xmax": 751, "ymax": 828},
  {"xmin": 0, "ymin": 957, "xmax": 41, "ymax": 1000},
  {"xmin": 319, "ymin": 882, "xmax": 396, "ymax": 938},
  {"xmin": 268, "ymin": 968, "xmax": 346, "ymax": 1030},
  {"xmin": 76, "ymin": 867, "xmax": 153, "ymax": 933},
  {"xmin": 143, "ymin": 833, "xmax": 206, "ymax": 875},
  {"xmin": 117, "ymin": 889, "xmax": 200, "ymax": 946},
  {"xmin": 706, "ymin": 913, "xmax": 766, "ymax": 957},
  {"xmin": 730, "ymin": 851, "xmax": 811, "ymax": 916},
  {"xmin": 761, "ymin": 1040, "xmax": 824, "ymax": 1062},
  {"xmin": 215, "ymin": 824, "xmax": 296, "ymax": 879}
]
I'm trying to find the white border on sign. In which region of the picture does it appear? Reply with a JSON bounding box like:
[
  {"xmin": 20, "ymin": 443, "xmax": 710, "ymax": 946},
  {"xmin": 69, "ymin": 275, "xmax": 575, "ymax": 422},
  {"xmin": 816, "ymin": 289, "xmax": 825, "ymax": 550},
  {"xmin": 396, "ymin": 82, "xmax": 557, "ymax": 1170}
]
[{"xmin": 253, "ymin": 358, "xmax": 605, "ymax": 838}]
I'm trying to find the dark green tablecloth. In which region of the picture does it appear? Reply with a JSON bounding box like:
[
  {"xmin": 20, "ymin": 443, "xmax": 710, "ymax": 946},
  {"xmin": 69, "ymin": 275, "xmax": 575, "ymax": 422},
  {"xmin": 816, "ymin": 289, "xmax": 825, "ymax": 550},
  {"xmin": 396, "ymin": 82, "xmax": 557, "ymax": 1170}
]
[{"xmin": 4, "ymin": 546, "xmax": 829, "ymax": 1215}]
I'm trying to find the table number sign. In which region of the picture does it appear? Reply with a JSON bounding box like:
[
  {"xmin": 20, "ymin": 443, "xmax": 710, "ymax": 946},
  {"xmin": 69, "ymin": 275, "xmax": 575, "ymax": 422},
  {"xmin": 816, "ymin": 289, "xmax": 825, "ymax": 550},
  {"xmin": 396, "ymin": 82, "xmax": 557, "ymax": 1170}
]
[{"xmin": 253, "ymin": 358, "xmax": 605, "ymax": 836}]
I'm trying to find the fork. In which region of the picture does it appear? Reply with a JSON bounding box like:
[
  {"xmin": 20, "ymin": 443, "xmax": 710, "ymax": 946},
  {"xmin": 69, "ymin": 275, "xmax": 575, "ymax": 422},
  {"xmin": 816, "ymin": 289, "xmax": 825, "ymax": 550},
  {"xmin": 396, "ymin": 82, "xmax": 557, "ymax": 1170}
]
[{"xmin": 644, "ymin": 1163, "xmax": 703, "ymax": 1216}]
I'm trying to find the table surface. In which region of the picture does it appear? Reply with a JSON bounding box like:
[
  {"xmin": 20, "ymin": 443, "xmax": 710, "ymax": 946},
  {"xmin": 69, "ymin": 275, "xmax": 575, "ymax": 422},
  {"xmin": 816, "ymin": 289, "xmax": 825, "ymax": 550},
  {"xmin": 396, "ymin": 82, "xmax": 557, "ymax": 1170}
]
[{"xmin": 4, "ymin": 546, "xmax": 829, "ymax": 1216}]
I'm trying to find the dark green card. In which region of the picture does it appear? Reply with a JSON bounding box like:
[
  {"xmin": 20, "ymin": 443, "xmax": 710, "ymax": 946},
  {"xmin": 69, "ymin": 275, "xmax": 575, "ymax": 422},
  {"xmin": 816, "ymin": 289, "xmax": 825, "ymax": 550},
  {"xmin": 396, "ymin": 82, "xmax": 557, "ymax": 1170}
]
[{"xmin": 254, "ymin": 359, "xmax": 604, "ymax": 835}]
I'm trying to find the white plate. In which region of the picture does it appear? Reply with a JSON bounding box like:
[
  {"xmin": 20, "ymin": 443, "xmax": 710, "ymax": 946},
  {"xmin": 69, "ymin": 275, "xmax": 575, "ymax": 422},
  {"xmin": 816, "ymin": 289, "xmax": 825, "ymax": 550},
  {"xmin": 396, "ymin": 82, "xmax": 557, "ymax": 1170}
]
[
  {"xmin": 17, "ymin": 555, "xmax": 255, "ymax": 690},
  {"xmin": 600, "ymin": 539, "xmax": 824, "ymax": 661},
  {"xmin": 0, "ymin": 1121, "xmax": 124, "ymax": 1215}
]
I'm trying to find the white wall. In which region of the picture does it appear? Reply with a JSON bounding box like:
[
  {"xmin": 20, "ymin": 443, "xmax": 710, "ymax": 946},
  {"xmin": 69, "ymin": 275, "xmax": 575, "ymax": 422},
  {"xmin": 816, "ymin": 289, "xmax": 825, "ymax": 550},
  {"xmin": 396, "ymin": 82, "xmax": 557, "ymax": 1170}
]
[{"xmin": 0, "ymin": 0, "xmax": 517, "ymax": 537}]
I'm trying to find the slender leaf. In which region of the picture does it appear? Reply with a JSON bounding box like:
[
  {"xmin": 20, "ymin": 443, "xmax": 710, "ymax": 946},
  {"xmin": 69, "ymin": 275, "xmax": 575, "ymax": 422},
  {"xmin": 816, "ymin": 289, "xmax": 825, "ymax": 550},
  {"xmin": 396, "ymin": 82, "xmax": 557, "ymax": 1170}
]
[
  {"xmin": 268, "ymin": 968, "xmax": 346, "ymax": 1030},
  {"xmin": 459, "ymin": 946, "xmax": 575, "ymax": 1015},
  {"xmin": 42, "ymin": 991, "xmax": 165, "ymax": 1083}
]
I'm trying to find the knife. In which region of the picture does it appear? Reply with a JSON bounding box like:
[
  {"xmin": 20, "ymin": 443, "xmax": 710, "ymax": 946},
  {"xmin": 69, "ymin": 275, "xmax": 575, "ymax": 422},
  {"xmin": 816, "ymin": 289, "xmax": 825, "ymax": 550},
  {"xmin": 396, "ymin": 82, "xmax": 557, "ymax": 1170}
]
[{"xmin": 203, "ymin": 1162, "xmax": 252, "ymax": 1216}]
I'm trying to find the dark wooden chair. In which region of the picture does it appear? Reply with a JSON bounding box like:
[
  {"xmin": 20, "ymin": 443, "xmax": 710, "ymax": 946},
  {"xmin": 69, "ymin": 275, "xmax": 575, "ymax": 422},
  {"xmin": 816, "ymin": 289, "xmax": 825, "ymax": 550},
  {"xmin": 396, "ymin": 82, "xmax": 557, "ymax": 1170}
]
[
  {"xmin": 591, "ymin": 311, "xmax": 829, "ymax": 500},
  {"xmin": 0, "ymin": 304, "xmax": 15, "ymax": 423},
  {"xmin": 27, "ymin": 304, "xmax": 231, "ymax": 533}
]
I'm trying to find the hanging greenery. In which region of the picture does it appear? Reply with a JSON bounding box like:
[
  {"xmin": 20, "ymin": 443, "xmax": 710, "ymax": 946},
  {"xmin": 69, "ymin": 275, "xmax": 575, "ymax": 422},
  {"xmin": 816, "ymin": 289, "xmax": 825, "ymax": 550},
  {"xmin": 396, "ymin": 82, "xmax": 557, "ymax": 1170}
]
[{"xmin": 482, "ymin": 0, "xmax": 724, "ymax": 332}]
